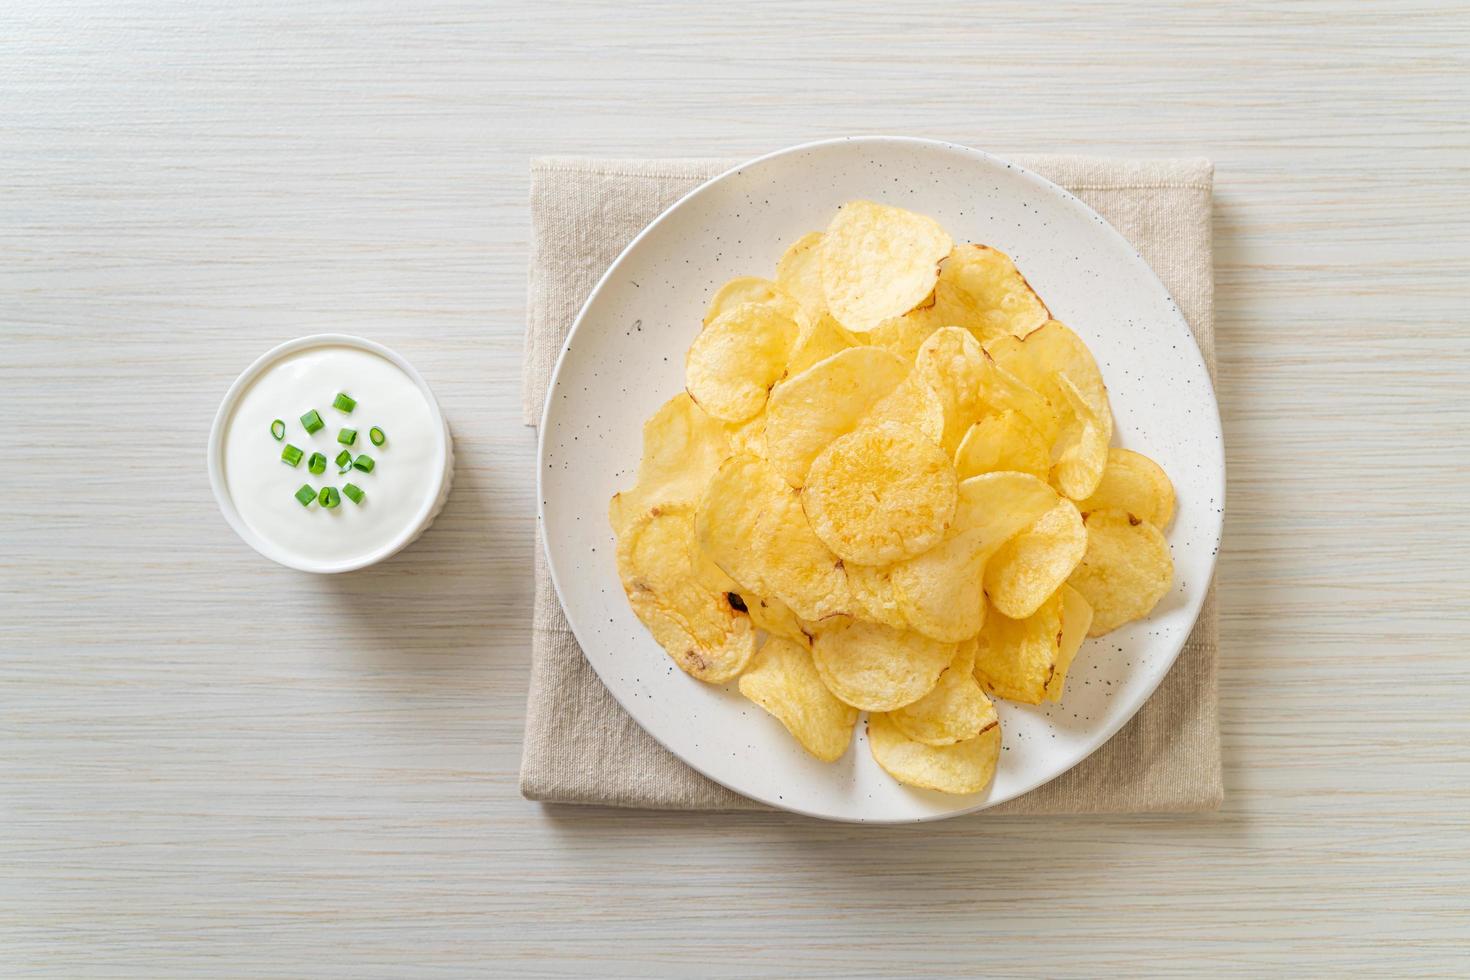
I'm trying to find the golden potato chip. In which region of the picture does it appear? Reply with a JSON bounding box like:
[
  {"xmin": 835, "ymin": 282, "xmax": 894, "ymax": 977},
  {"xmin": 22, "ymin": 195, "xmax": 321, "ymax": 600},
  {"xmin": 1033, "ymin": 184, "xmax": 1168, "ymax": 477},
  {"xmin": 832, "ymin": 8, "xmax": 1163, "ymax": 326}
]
[
  {"xmin": 890, "ymin": 472, "xmax": 1058, "ymax": 642},
  {"xmin": 615, "ymin": 503, "xmax": 756, "ymax": 683},
  {"xmin": 686, "ymin": 301, "xmax": 798, "ymax": 422},
  {"xmin": 609, "ymin": 393, "xmax": 732, "ymax": 538},
  {"xmin": 775, "ymin": 231, "xmax": 828, "ymax": 323},
  {"xmin": 844, "ymin": 562, "xmax": 908, "ymax": 630},
  {"xmin": 1068, "ymin": 508, "xmax": 1174, "ymax": 636},
  {"xmin": 785, "ymin": 313, "xmax": 856, "ymax": 377},
  {"xmin": 890, "ymin": 642, "xmax": 997, "ymax": 746},
  {"xmin": 743, "ymin": 592, "xmax": 811, "ymax": 647},
  {"xmin": 1045, "ymin": 584, "xmax": 1093, "ymax": 702},
  {"xmin": 978, "ymin": 355, "xmax": 1062, "ymax": 448},
  {"xmin": 988, "ymin": 320, "xmax": 1110, "ymax": 434},
  {"xmin": 704, "ymin": 276, "xmax": 805, "ymax": 329},
  {"xmin": 867, "ymin": 711, "xmax": 1000, "ymax": 795},
  {"xmin": 1077, "ymin": 447, "xmax": 1175, "ymax": 527},
  {"xmin": 820, "ymin": 201, "xmax": 952, "ymax": 332},
  {"xmin": 954, "ymin": 409, "xmax": 1050, "ymax": 480},
  {"xmin": 811, "ymin": 620, "xmax": 955, "ymax": 711},
  {"xmin": 739, "ymin": 636, "xmax": 858, "ymax": 762},
  {"xmin": 696, "ymin": 454, "xmax": 850, "ymax": 622},
  {"xmin": 724, "ymin": 411, "xmax": 768, "ymax": 459},
  {"xmin": 765, "ymin": 346, "xmax": 908, "ymax": 487},
  {"xmin": 803, "ymin": 421, "xmax": 959, "ymax": 565},
  {"xmin": 866, "ymin": 307, "xmax": 941, "ymax": 363},
  {"xmin": 973, "ymin": 589, "xmax": 1063, "ymax": 704},
  {"xmin": 865, "ymin": 375, "xmax": 945, "ymax": 444},
  {"xmin": 932, "ymin": 244, "xmax": 1049, "ymax": 344},
  {"xmin": 984, "ymin": 498, "xmax": 1086, "ymax": 620},
  {"xmin": 1049, "ymin": 373, "xmax": 1109, "ymax": 501}
]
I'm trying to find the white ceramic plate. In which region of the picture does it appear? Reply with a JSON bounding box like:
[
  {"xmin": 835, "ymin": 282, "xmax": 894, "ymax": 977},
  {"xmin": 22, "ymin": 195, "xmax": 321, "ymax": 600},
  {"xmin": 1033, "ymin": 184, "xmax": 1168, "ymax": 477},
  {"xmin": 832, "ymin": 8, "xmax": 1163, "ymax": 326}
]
[{"xmin": 538, "ymin": 137, "xmax": 1222, "ymax": 823}]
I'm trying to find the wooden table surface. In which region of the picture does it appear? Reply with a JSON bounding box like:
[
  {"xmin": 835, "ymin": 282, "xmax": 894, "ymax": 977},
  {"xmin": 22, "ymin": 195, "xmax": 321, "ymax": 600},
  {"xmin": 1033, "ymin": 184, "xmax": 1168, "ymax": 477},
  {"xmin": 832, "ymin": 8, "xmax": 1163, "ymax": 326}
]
[{"xmin": 4, "ymin": 2, "xmax": 1468, "ymax": 975}]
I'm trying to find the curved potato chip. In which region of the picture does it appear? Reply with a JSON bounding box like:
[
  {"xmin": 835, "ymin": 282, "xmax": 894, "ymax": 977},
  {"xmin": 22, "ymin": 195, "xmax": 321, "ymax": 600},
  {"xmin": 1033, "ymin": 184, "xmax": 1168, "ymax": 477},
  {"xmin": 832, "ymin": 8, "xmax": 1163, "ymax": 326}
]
[
  {"xmin": 954, "ymin": 409, "xmax": 1050, "ymax": 480},
  {"xmin": 696, "ymin": 454, "xmax": 850, "ymax": 622},
  {"xmin": 866, "ymin": 308, "xmax": 941, "ymax": 363},
  {"xmin": 610, "ymin": 393, "xmax": 732, "ymax": 538},
  {"xmin": 865, "ymin": 376, "xmax": 945, "ymax": 444},
  {"xmin": 867, "ymin": 711, "xmax": 1000, "ymax": 795},
  {"xmin": 686, "ymin": 302, "xmax": 798, "ymax": 422},
  {"xmin": 890, "ymin": 642, "xmax": 997, "ymax": 745},
  {"xmin": 1045, "ymin": 584, "xmax": 1093, "ymax": 702},
  {"xmin": 932, "ymin": 244, "xmax": 1050, "ymax": 344},
  {"xmin": 811, "ymin": 620, "xmax": 954, "ymax": 711},
  {"xmin": 739, "ymin": 636, "xmax": 858, "ymax": 761},
  {"xmin": 740, "ymin": 593, "xmax": 810, "ymax": 646},
  {"xmin": 984, "ymin": 498, "xmax": 1087, "ymax": 620},
  {"xmin": 1068, "ymin": 508, "xmax": 1174, "ymax": 636},
  {"xmin": 820, "ymin": 201, "xmax": 952, "ymax": 332},
  {"xmin": 775, "ymin": 231, "xmax": 827, "ymax": 322},
  {"xmin": 1049, "ymin": 373, "xmax": 1109, "ymax": 500},
  {"xmin": 988, "ymin": 320, "xmax": 1110, "ymax": 436},
  {"xmin": 785, "ymin": 313, "xmax": 856, "ymax": 378},
  {"xmin": 891, "ymin": 472, "xmax": 1058, "ymax": 642},
  {"xmin": 704, "ymin": 276, "xmax": 805, "ymax": 328},
  {"xmin": 765, "ymin": 346, "xmax": 908, "ymax": 486},
  {"xmin": 844, "ymin": 562, "xmax": 908, "ymax": 630},
  {"xmin": 615, "ymin": 503, "xmax": 756, "ymax": 683},
  {"xmin": 1077, "ymin": 447, "xmax": 1175, "ymax": 527},
  {"xmin": 803, "ymin": 421, "xmax": 958, "ymax": 565},
  {"xmin": 912, "ymin": 326, "xmax": 988, "ymax": 452},
  {"xmin": 973, "ymin": 588, "xmax": 1064, "ymax": 704}
]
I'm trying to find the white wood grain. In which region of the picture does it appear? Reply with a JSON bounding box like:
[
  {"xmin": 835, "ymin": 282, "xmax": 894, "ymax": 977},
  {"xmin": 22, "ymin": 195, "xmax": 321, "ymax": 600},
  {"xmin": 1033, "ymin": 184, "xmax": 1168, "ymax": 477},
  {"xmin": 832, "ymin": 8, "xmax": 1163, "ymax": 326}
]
[{"xmin": 3, "ymin": 1, "xmax": 1468, "ymax": 975}]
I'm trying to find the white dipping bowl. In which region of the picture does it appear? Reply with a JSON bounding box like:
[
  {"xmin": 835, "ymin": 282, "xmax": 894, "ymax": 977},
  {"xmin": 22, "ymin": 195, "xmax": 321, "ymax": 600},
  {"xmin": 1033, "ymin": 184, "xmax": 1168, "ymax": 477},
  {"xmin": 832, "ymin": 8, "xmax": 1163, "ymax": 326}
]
[{"xmin": 208, "ymin": 334, "xmax": 453, "ymax": 573}]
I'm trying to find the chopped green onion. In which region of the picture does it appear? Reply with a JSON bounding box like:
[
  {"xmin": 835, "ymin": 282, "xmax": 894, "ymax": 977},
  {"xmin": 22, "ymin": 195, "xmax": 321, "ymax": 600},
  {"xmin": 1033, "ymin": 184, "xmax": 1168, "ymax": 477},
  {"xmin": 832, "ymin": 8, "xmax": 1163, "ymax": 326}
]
[
  {"xmin": 342, "ymin": 483, "xmax": 365, "ymax": 505},
  {"xmin": 332, "ymin": 392, "xmax": 356, "ymax": 414},
  {"xmin": 270, "ymin": 419, "xmax": 286, "ymax": 441},
  {"xmin": 301, "ymin": 409, "xmax": 324, "ymax": 434},
  {"xmin": 351, "ymin": 454, "xmax": 375, "ymax": 473},
  {"xmin": 281, "ymin": 444, "xmax": 304, "ymax": 467},
  {"xmin": 308, "ymin": 452, "xmax": 327, "ymax": 475},
  {"xmin": 335, "ymin": 449, "xmax": 353, "ymax": 471},
  {"xmin": 337, "ymin": 428, "xmax": 357, "ymax": 446},
  {"xmin": 318, "ymin": 486, "xmax": 341, "ymax": 509},
  {"xmin": 369, "ymin": 426, "xmax": 386, "ymax": 447},
  {"xmin": 294, "ymin": 484, "xmax": 316, "ymax": 506}
]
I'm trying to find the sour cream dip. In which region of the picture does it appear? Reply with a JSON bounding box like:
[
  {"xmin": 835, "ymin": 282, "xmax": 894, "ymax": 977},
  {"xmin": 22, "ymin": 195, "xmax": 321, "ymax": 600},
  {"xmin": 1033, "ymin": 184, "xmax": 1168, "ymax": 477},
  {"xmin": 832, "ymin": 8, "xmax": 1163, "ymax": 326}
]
[{"xmin": 209, "ymin": 335, "xmax": 452, "ymax": 572}]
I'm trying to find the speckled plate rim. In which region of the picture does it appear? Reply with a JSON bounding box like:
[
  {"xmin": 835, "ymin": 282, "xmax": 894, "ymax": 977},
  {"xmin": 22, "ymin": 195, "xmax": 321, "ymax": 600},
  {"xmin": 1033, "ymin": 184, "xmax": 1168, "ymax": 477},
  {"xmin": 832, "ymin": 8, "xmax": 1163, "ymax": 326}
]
[{"xmin": 537, "ymin": 136, "xmax": 1224, "ymax": 823}]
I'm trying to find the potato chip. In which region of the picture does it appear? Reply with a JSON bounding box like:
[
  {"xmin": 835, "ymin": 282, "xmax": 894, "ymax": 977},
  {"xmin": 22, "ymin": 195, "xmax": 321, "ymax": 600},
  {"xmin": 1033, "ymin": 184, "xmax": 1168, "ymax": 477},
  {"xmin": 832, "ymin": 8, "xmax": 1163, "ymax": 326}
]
[
  {"xmin": 615, "ymin": 503, "xmax": 756, "ymax": 683},
  {"xmin": 910, "ymin": 326, "xmax": 990, "ymax": 453},
  {"xmin": 988, "ymin": 320, "xmax": 1110, "ymax": 434},
  {"xmin": 890, "ymin": 472, "xmax": 1058, "ymax": 642},
  {"xmin": 972, "ymin": 589, "xmax": 1063, "ymax": 704},
  {"xmin": 953, "ymin": 409, "xmax": 1050, "ymax": 480},
  {"xmin": 1068, "ymin": 508, "xmax": 1174, "ymax": 636},
  {"xmin": 820, "ymin": 201, "xmax": 952, "ymax": 332},
  {"xmin": 785, "ymin": 313, "xmax": 856, "ymax": 377},
  {"xmin": 734, "ymin": 592, "xmax": 804, "ymax": 645},
  {"xmin": 1049, "ymin": 373, "xmax": 1109, "ymax": 501},
  {"xmin": 739, "ymin": 636, "xmax": 858, "ymax": 761},
  {"xmin": 932, "ymin": 244, "xmax": 1049, "ymax": 344},
  {"xmin": 865, "ymin": 375, "xmax": 945, "ymax": 444},
  {"xmin": 724, "ymin": 411, "xmax": 768, "ymax": 459},
  {"xmin": 866, "ymin": 307, "xmax": 941, "ymax": 363},
  {"xmin": 696, "ymin": 454, "xmax": 850, "ymax": 622},
  {"xmin": 609, "ymin": 393, "xmax": 732, "ymax": 538},
  {"xmin": 1077, "ymin": 447, "xmax": 1175, "ymax": 527},
  {"xmin": 867, "ymin": 711, "xmax": 1000, "ymax": 795},
  {"xmin": 983, "ymin": 498, "xmax": 1086, "ymax": 620},
  {"xmin": 803, "ymin": 421, "xmax": 958, "ymax": 565},
  {"xmin": 704, "ymin": 276, "xmax": 805, "ymax": 329},
  {"xmin": 844, "ymin": 562, "xmax": 908, "ymax": 630},
  {"xmin": 811, "ymin": 620, "xmax": 955, "ymax": 711},
  {"xmin": 1045, "ymin": 584, "xmax": 1093, "ymax": 702},
  {"xmin": 686, "ymin": 302, "xmax": 799, "ymax": 422},
  {"xmin": 889, "ymin": 641, "xmax": 997, "ymax": 746},
  {"xmin": 775, "ymin": 231, "xmax": 828, "ymax": 323},
  {"xmin": 765, "ymin": 346, "xmax": 908, "ymax": 487}
]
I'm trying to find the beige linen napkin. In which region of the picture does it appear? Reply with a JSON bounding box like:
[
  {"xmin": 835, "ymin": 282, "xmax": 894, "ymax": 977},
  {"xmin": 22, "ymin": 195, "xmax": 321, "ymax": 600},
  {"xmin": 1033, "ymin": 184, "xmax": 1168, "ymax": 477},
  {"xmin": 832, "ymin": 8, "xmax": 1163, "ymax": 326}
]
[{"xmin": 521, "ymin": 154, "xmax": 1221, "ymax": 813}]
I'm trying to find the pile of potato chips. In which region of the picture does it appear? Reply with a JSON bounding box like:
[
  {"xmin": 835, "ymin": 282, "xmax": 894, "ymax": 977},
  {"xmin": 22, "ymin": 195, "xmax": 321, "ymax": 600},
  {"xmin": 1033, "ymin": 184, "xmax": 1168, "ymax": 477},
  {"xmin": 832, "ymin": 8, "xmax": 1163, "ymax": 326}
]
[{"xmin": 610, "ymin": 200, "xmax": 1175, "ymax": 795}]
